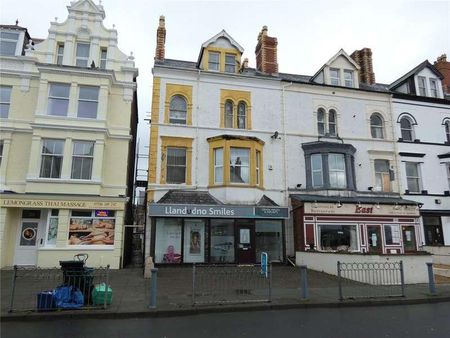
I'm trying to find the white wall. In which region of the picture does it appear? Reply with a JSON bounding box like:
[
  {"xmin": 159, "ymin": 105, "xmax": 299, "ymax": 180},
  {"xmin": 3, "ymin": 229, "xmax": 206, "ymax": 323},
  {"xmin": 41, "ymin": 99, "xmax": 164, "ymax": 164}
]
[
  {"xmin": 296, "ymin": 251, "xmax": 431, "ymax": 284},
  {"xmin": 423, "ymin": 245, "xmax": 450, "ymax": 265}
]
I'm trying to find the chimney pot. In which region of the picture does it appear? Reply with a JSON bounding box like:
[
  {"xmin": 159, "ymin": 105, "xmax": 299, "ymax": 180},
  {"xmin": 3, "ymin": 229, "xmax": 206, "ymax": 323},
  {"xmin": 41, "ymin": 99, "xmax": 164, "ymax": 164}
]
[
  {"xmin": 255, "ymin": 26, "xmax": 278, "ymax": 75},
  {"xmin": 155, "ymin": 15, "xmax": 166, "ymax": 61},
  {"xmin": 434, "ymin": 53, "xmax": 450, "ymax": 94},
  {"xmin": 350, "ymin": 47, "xmax": 376, "ymax": 85}
]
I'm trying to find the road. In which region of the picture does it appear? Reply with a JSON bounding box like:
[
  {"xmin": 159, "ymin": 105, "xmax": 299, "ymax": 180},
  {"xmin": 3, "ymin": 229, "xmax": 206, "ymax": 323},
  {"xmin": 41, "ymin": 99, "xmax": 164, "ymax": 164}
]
[{"xmin": 2, "ymin": 303, "xmax": 450, "ymax": 338}]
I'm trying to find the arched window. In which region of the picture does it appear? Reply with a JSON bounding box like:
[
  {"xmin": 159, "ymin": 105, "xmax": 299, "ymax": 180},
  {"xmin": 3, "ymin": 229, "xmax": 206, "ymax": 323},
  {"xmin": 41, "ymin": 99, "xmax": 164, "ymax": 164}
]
[
  {"xmin": 169, "ymin": 95, "xmax": 187, "ymax": 124},
  {"xmin": 400, "ymin": 116, "xmax": 414, "ymax": 141},
  {"xmin": 237, "ymin": 101, "xmax": 246, "ymax": 129},
  {"xmin": 317, "ymin": 108, "xmax": 325, "ymax": 135},
  {"xmin": 445, "ymin": 120, "xmax": 450, "ymax": 143},
  {"xmin": 370, "ymin": 113, "xmax": 384, "ymax": 139},
  {"xmin": 328, "ymin": 109, "xmax": 337, "ymax": 136},
  {"xmin": 224, "ymin": 100, "xmax": 234, "ymax": 128}
]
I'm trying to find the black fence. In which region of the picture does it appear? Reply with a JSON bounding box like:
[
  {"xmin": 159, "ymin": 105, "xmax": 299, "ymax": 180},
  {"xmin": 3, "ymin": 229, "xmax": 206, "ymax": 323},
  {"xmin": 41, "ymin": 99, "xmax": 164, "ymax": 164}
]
[{"xmin": 337, "ymin": 261, "xmax": 405, "ymax": 300}]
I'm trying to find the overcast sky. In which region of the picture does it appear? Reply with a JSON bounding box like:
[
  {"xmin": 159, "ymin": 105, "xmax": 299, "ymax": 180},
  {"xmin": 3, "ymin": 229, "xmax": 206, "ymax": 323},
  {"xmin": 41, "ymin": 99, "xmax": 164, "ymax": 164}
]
[{"xmin": 1, "ymin": 0, "xmax": 449, "ymax": 177}]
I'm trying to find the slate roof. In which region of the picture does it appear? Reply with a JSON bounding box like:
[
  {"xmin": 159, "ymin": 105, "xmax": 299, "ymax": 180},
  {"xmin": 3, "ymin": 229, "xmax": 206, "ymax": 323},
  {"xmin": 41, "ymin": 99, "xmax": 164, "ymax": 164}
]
[
  {"xmin": 157, "ymin": 190, "xmax": 223, "ymax": 205},
  {"xmin": 257, "ymin": 195, "xmax": 279, "ymax": 206},
  {"xmin": 290, "ymin": 194, "xmax": 418, "ymax": 205},
  {"xmin": 390, "ymin": 60, "xmax": 444, "ymax": 90}
]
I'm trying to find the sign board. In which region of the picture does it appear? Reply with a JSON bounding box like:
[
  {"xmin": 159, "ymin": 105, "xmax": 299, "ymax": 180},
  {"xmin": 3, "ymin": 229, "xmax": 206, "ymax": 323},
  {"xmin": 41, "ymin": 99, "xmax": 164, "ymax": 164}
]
[
  {"xmin": 304, "ymin": 202, "xmax": 419, "ymax": 217},
  {"xmin": 261, "ymin": 252, "xmax": 268, "ymax": 278},
  {"xmin": 148, "ymin": 204, "xmax": 289, "ymax": 219},
  {"xmin": 1, "ymin": 198, "xmax": 125, "ymax": 210}
]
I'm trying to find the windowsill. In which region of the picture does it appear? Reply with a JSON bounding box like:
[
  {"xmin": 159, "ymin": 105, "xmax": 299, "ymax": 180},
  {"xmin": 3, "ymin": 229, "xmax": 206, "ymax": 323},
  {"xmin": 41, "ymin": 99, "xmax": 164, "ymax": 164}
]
[
  {"xmin": 27, "ymin": 178, "xmax": 101, "ymax": 184},
  {"xmin": 209, "ymin": 184, "xmax": 264, "ymax": 190},
  {"xmin": 35, "ymin": 114, "xmax": 106, "ymax": 122}
]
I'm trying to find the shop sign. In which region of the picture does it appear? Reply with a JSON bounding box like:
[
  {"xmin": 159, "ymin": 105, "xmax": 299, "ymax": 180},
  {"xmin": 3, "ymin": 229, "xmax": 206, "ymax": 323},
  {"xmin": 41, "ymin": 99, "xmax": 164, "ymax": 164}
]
[
  {"xmin": 0, "ymin": 198, "xmax": 124, "ymax": 210},
  {"xmin": 148, "ymin": 204, "xmax": 289, "ymax": 219},
  {"xmin": 304, "ymin": 202, "xmax": 419, "ymax": 216}
]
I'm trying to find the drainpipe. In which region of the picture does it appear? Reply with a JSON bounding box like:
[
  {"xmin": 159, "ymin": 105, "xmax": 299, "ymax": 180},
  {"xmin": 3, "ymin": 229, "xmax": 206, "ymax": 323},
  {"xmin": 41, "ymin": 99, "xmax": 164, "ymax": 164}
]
[
  {"xmin": 195, "ymin": 70, "xmax": 200, "ymax": 188},
  {"xmin": 281, "ymin": 82, "xmax": 293, "ymax": 206},
  {"xmin": 389, "ymin": 94, "xmax": 402, "ymax": 194}
]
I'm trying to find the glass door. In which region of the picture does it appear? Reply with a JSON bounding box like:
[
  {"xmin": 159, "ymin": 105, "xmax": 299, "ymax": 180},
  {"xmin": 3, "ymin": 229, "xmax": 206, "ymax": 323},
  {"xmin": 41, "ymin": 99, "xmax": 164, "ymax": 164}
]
[
  {"xmin": 402, "ymin": 226, "xmax": 417, "ymax": 252},
  {"xmin": 236, "ymin": 220, "xmax": 255, "ymax": 264},
  {"xmin": 367, "ymin": 225, "xmax": 382, "ymax": 253}
]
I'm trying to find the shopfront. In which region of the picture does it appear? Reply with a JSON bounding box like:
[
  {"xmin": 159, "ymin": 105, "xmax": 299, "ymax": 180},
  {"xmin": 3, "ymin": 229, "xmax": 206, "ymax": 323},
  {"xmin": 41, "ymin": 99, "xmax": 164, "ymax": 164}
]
[
  {"xmin": 148, "ymin": 204, "xmax": 288, "ymax": 264},
  {"xmin": 291, "ymin": 195, "xmax": 421, "ymax": 254},
  {"xmin": 0, "ymin": 195, "xmax": 126, "ymax": 268}
]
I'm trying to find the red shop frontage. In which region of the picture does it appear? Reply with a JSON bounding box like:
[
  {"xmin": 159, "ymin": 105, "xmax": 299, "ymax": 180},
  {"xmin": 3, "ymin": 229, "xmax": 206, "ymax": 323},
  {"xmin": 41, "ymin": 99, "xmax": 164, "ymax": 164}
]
[{"xmin": 291, "ymin": 195, "xmax": 421, "ymax": 254}]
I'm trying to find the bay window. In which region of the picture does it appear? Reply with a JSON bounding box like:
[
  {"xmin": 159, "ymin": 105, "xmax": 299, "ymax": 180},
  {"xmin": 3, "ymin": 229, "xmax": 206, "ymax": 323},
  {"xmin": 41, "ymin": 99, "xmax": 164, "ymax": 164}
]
[
  {"xmin": 230, "ymin": 147, "xmax": 250, "ymax": 184},
  {"xmin": 328, "ymin": 153, "xmax": 346, "ymax": 188},
  {"xmin": 214, "ymin": 148, "xmax": 223, "ymax": 184}
]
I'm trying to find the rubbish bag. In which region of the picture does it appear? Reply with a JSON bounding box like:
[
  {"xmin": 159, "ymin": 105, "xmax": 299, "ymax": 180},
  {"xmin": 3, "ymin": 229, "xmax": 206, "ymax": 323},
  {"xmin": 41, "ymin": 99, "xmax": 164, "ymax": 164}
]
[{"xmin": 54, "ymin": 285, "xmax": 84, "ymax": 309}]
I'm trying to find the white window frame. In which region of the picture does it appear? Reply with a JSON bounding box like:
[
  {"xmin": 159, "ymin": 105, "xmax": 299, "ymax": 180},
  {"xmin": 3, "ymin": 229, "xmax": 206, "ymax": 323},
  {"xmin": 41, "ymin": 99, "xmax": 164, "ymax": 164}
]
[
  {"xmin": 400, "ymin": 116, "xmax": 414, "ymax": 141},
  {"xmin": 224, "ymin": 100, "xmax": 234, "ymax": 128},
  {"xmin": 230, "ymin": 147, "xmax": 250, "ymax": 184},
  {"xmin": 383, "ymin": 224, "xmax": 401, "ymax": 246},
  {"xmin": 48, "ymin": 83, "xmax": 70, "ymax": 117},
  {"xmin": 169, "ymin": 95, "xmax": 187, "ymax": 125},
  {"xmin": 45, "ymin": 209, "xmax": 59, "ymax": 246},
  {"xmin": 374, "ymin": 159, "xmax": 391, "ymax": 192},
  {"xmin": 344, "ymin": 70, "xmax": 353, "ymax": 88},
  {"xmin": 405, "ymin": 162, "xmax": 422, "ymax": 193},
  {"xmin": 0, "ymin": 140, "xmax": 3, "ymax": 167},
  {"xmin": 445, "ymin": 120, "xmax": 450, "ymax": 143},
  {"xmin": 370, "ymin": 113, "xmax": 385, "ymax": 139},
  {"xmin": 311, "ymin": 154, "xmax": 323, "ymax": 188},
  {"xmin": 328, "ymin": 109, "xmax": 337, "ymax": 136},
  {"xmin": 256, "ymin": 150, "xmax": 261, "ymax": 186},
  {"xmin": 56, "ymin": 43, "xmax": 64, "ymax": 65},
  {"xmin": 214, "ymin": 148, "xmax": 224, "ymax": 184},
  {"xmin": 0, "ymin": 31, "xmax": 20, "ymax": 56},
  {"xmin": 317, "ymin": 108, "xmax": 326, "ymax": 136},
  {"xmin": 71, "ymin": 141, "xmax": 94, "ymax": 180},
  {"xmin": 429, "ymin": 79, "xmax": 438, "ymax": 98},
  {"xmin": 237, "ymin": 101, "xmax": 246, "ymax": 129},
  {"xmin": 317, "ymin": 107, "xmax": 338, "ymax": 137},
  {"xmin": 418, "ymin": 76, "xmax": 427, "ymax": 96},
  {"xmin": 75, "ymin": 42, "xmax": 90, "ymax": 67},
  {"xmin": 328, "ymin": 153, "xmax": 347, "ymax": 188},
  {"xmin": 40, "ymin": 139, "xmax": 64, "ymax": 179},
  {"xmin": 100, "ymin": 48, "xmax": 107, "ymax": 69},
  {"xmin": 225, "ymin": 53, "xmax": 236, "ymax": 73},
  {"xmin": 0, "ymin": 86, "xmax": 12, "ymax": 118},
  {"xmin": 330, "ymin": 68, "xmax": 340, "ymax": 86},
  {"xmin": 446, "ymin": 163, "xmax": 450, "ymax": 190},
  {"xmin": 208, "ymin": 51, "xmax": 220, "ymax": 71},
  {"xmin": 77, "ymin": 86, "xmax": 99, "ymax": 119}
]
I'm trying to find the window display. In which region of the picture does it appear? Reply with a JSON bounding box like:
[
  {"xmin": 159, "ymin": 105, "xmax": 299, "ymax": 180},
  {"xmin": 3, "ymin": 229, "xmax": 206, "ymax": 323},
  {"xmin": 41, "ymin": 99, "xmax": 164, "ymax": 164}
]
[
  {"xmin": 384, "ymin": 224, "xmax": 400, "ymax": 245},
  {"xmin": 183, "ymin": 219, "xmax": 205, "ymax": 263},
  {"xmin": 155, "ymin": 218, "xmax": 182, "ymax": 263},
  {"xmin": 68, "ymin": 210, "xmax": 115, "ymax": 245},
  {"xmin": 256, "ymin": 220, "xmax": 282, "ymax": 262},
  {"xmin": 318, "ymin": 224, "xmax": 357, "ymax": 251},
  {"xmin": 46, "ymin": 209, "xmax": 59, "ymax": 246},
  {"xmin": 210, "ymin": 219, "xmax": 234, "ymax": 263}
]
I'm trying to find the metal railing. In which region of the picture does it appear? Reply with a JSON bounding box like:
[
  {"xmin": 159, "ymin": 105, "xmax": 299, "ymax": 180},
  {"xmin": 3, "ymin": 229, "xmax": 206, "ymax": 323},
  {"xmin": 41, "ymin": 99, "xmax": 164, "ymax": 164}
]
[
  {"xmin": 337, "ymin": 261, "xmax": 405, "ymax": 300},
  {"xmin": 192, "ymin": 264, "xmax": 272, "ymax": 306},
  {"xmin": 9, "ymin": 265, "xmax": 110, "ymax": 312}
]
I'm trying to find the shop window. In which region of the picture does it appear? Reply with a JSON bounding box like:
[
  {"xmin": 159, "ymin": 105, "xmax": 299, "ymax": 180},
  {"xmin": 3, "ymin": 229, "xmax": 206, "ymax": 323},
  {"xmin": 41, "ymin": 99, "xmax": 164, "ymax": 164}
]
[
  {"xmin": 68, "ymin": 210, "xmax": 115, "ymax": 245},
  {"xmin": 77, "ymin": 86, "xmax": 99, "ymax": 119},
  {"xmin": 370, "ymin": 113, "xmax": 384, "ymax": 139},
  {"xmin": 208, "ymin": 51, "xmax": 220, "ymax": 71},
  {"xmin": 374, "ymin": 159, "xmax": 391, "ymax": 192},
  {"xmin": 46, "ymin": 209, "xmax": 59, "ymax": 246},
  {"xmin": 183, "ymin": 219, "xmax": 206, "ymax": 263},
  {"xmin": 48, "ymin": 83, "xmax": 70, "ymax": 117},
  {"xmin": 71, "ymin": 141, "xmax": 94, "ymax": 180},
  {"xmin": 56, "ymin": 43, "xmax": 64, "ymax": 65},
  {"xmin": 230, "ymin": 147, "xmax": 250, "ymax": 184},
  {"xmin": 316, "ymin": 107, "xmax": 338, "ymax": 136},
  {"xmin": 155, "ymin": 218, "xmax": 182, "ymax": 263},
  {"xmin": 255, "ymin": 220, "xmax": 282, "ymax": 262},
  {"xmin": 225, "ymin": 54, "xmax": 236, "ymax": 73},
  {"xmin": 75, "ymin": 42, "xmax": 90, "ymax": 67},
  {"xmin": 0, "ymin": 86, "xmax": 12, "ymax": 118},
  {"xmin": 99, "ymin": 48, "xmax": 107, "ymax": 69},
  {"xmin": 40, "ymin": 139, "xmax": 64, "ymax": 178},
  {"xmin": 210, "ymin": 219, "xmax": 235, "ymax": 263},
  {"xmin": 214, "ymin": 147, "xmax": 223, "ymax": 184},
  {"xmin": 169, "ymin": 95, "xmax": 187, "ymax": 124},
  {"xmin": 384, "ymin": 224, "xmax": 401, "ymax": 245},
  {"xmin": 423, "ymin": 216, "xmax": 444, "ymax": 246},
  {"xmin": 166, "ymin": 147, "xmax": 186, "ymax": 184},
  {"xmin": 405, "ymin": 162, "xmax": 421, "ymax": 193},
  {"xmin": 318, "ymin": 224, "xmax": 357, "ymax": 251}
]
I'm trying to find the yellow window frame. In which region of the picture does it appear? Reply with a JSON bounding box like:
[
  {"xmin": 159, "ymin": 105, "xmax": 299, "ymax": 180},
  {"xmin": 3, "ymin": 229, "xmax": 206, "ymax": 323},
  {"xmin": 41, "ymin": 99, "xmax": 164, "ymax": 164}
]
[
  {"xmin": 220, "ymin": 89, "xmax": 252, "ymax": 129},
  {"xmin": 164, "ymin": 83, "xmax": 193, "ymax": 125},
  {"xmin": 160, "ymin": 136, "xmax": 193, "ymax": 185}
]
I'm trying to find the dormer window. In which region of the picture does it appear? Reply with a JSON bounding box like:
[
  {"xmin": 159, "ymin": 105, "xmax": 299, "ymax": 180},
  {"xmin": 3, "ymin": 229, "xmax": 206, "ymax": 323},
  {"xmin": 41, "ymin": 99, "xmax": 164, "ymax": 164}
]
[
  {"xmin": 418, "ymin": 76, "xmax": 427, "ymax": 96},
  {"xmin": 225, "ymin": 54, "xmax": 236, "ymax": 73},
  {"xmin": 330, "ymin": 68, "xmax": 340, "ymax": 86},
  {"xmin": 208, "ymin": 51, "xmax": 220, "ymax": 71},
  {"xmin": 0, "ymin": 31, "xmax": 20, "ymax": 56},
  {"xmin": 344, "ymin": 70, "xmax": 353, "ymax": 88},
  {"xmin": 429, "ymin": 79, "xmax": 438, "ymax": 98},
  {"xmin": 76, "ymin": 42, "xmax": 90, "ymax": 67}
]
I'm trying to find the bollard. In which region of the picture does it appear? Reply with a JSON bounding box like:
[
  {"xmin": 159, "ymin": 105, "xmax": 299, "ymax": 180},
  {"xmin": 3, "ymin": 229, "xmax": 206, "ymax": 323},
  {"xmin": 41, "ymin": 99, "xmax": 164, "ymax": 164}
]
[
  {"xmin": 399, "ymin": 261, "xmax": 405, "ymax": 297},
  {"xmin": 192, "ymin": 263, "xmax": 196, "ymax": 306},
  {"xmin": 149, "ymin": 268, "xmax": 158, "ymax": 309},
  {"xmin": 337, "ymin": 261, "xmax": 343, "ymax": 301},
  {"xmin": 426, "ymin": 262, "xmax": 436, "ymax": 295},
  {"xmin": 104, "ymin": 264, "xmax": 110, "ymax": 309},
  {"xmin": 9, "ymin": 265, "xmax": 18, "ymax": 312},
  {"xmin": 299, "ymin": 265, "xmax": 308, "ymax": 300},
  {"xmin": 268, "ymin": 263, "xmax": 272, "ymax": 302}
]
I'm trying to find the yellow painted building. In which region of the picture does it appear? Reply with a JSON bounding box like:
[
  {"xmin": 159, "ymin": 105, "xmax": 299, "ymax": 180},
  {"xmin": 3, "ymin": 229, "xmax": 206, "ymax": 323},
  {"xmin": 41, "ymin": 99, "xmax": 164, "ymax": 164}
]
[{"xmin": 0, "ymin": 0, "xmax": 138, "ymax": 268}]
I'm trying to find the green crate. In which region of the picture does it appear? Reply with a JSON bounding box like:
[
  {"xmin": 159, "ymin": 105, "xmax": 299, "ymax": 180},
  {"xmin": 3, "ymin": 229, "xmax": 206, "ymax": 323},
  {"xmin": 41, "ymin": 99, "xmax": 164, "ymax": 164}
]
[{"xmin": 92, "ymin": 283, "xmax": 113, "ymax": 305}]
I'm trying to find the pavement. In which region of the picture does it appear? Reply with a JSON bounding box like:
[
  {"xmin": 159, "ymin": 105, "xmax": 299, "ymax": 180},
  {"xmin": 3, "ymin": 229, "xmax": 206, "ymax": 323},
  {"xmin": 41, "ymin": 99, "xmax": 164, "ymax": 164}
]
[{"xmin": 1, "ymin": 265, "xmax": 450, "ymax": 321}]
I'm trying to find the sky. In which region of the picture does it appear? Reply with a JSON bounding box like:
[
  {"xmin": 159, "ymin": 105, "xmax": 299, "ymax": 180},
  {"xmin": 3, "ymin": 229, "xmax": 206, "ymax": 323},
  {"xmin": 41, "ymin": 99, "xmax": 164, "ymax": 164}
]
[{"xmin": 1, "ymin": 0, "xmax": 449, "ymax": 179}]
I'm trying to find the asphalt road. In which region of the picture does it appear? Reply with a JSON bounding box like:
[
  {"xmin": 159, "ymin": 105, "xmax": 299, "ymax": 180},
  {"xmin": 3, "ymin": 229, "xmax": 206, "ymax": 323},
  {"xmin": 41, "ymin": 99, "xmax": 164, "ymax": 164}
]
[{"xmin": 2, "ymin": 303, "xmax": 450, "ymax": 338}]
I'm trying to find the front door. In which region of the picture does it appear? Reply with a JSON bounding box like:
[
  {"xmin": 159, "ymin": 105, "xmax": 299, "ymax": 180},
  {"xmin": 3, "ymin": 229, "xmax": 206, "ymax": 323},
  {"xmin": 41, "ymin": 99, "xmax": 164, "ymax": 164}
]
[
  {"xmin": 367, "ymin": 225, "xmax": 382, "ymax": 253},
  {"xmin": 14, "ymin": 210, "xmax": 45, "ymax": 265},
  {"xmin": 236, "ymin": 220, "xmax": 255, "ymax": 264},
  {"xmin": 402, "ymin": 226, "xmax": 417, "ymax": 253}
]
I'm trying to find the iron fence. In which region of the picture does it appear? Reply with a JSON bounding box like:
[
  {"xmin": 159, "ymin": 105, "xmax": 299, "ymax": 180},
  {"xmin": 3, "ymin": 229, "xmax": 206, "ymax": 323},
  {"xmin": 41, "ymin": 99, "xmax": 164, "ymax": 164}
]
[
  {"xmin": 337, "ymin": 261, "xmax": 405, "ymax": 300},
  {"xmin": 9, "ymin": 265, "xmax": 110, "ymax": 312},
  {"xmin": 192, "ymin": 264, "xmax": 272, "ymax": 306}
]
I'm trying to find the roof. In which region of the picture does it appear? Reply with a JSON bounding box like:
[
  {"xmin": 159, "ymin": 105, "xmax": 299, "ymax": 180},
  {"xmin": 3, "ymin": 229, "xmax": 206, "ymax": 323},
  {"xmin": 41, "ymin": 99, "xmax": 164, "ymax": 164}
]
[
  {"xmin": 310, "ymin": 48, "xmax": 360, "ymax": 83},
  {"xmin": 257, "ymin": 195, "xmax": 279, "ymax": 206},
  {"xmin": 157, "ymin": 190, "xmax": 223, "ymax": 205},
  {"xmin": 200, "ymin": 30, "xmax": 244, "ymax": 53},
  {"xmin": 0, "ymin": 24, "xmax": 31, "ymax": 39},
  {"xmin": 390, "ymin": 60, "xmax": 444, "ymax": 90},
  {"xmin": 290, "ymin": 194, "xmax": 419, "ymax": 205}
]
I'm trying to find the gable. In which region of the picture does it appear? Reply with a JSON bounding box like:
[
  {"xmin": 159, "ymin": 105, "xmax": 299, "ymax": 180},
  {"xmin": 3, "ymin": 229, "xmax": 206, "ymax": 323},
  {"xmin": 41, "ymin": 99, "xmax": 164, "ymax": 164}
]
[
  {"xmin": 328, "ymin": 54, "xmax": 358, "ymax": 71},
  {"xmin": 69, "ymin": 0, "xmax": 105, "ymax": 19}
]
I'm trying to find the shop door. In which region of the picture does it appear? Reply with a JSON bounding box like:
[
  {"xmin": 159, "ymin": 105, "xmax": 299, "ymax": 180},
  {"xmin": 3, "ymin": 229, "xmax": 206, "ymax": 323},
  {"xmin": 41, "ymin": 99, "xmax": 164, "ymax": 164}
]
[
  {"xmin": 402, "ymin": 226, "xmax": 417, "ymax": 252},
  {"xmin": 236, "ymin": 220, "xmax": 255, "ymax": 264},
  {"xmin": 14, "ymin": 220, "xmax": 45, "ymax": 265},
  {"xmin": 367, "ymin": 225, "xmax": 382, "ymax": 254}
]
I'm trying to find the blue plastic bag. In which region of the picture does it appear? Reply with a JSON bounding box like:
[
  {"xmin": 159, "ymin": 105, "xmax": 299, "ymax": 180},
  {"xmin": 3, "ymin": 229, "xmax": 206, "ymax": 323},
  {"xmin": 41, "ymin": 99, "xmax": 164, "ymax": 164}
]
[{"xmin": 54, "ymin": 285, "xmax": 84, "ymax": 309}]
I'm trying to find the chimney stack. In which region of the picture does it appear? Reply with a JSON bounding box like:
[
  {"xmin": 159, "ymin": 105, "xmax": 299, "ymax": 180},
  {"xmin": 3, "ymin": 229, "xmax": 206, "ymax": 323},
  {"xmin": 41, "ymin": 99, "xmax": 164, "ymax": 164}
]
[
  {"xmin": 155, "ymin": 15, "xmax": 166, "ymax": 61},
  {"xmin": 434, "ymin": 54, "xmax": 449, "ymax": 94},
  {"xmin": 350, "ymin": 48, "xmax": 376, "ymax": 85},
  {"xmin": 255, "ymin": 26, "xmax": 278, "ymax": 75}
]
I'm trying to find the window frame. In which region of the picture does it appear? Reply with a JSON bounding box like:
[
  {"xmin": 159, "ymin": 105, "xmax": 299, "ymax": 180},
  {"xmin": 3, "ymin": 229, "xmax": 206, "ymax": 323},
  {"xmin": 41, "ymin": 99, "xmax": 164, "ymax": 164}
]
[
  {"xmin": 311, "ymin": 153, "xmax": 324, "ymax": 188},
  {"xmin": 0, "ymin": 85, "xmax": 12, "ymax": 118},
  {"xmin": 418, "ymin": 76, "xmax": 427, "ymax": 96},
  {"xmin": 75, "ymin": 42, "xmax": 90, "ymax": 67},
  {"xmin": 39, "ymin": 139, "xmax": 64, "ymax": 179},
  {"xmin": 445, "ymin": 120, "xmax": 450, "ymax": 143},
  {"xmin": 77, "ymin": 85, "xmax": 99, "ymax": 119},
  {"xmin": 374, "ymin": 159, "xmax": 391, "ymax": 192},
  {"xmin": 214, "ymin": 147, "xmax": 224, "ymax": 184},
  {"xmin": 317, "ymin": 108, "xmax": 325, "ymax": 136},
  {"xmin": 0, "ymin": 140, "xmax": 4, "ymax": 167},
  {"xmin": 0, "ymin": 31, "xmax": 20, "ymax": 56},
  {"xmin": 446, "ymin": 163, "xmax": 450, "ymax": 190},
  {"xmin": 169, "ymin": 94, "xmax": 187, "ymax": 125},
  {"xmin": 166, "ymin": 147, "xmax": 187, "ymax": 184},
  {"xmin": 328, "ymin": 153, "xmax": 347, "ymax": 188},
  {"xmin": 316, "ymin": 107, "xmax": 338, "ymax": 137},
  {"xmin": 330, "ymin": 68, "xmax": 340, "ymax": 86},
  {"xmin": 56, "ymin": 43, "xmax": 64, "ymax": 65},
  {"xmin": 71, "ymin": 141, "xmax": 94, "ymax": 180},
  {"xmin": 255, "ymin": 150, "xmax": 261, "ymax": 186},
  {"xmin": 370, "ymin": 113, "xmax": 385, "ymax": 139},
  {"xmin": 208, "ymin": 51, "xmax": 220, "ymax": 71},
  {"xmin": 224, "ymin": 53, "xmax": 236, "ymax": 73},
  {"xmin": 47, "ymin": 83, "xmax": 70, "ymax": 117},
  {"xmin": 318, "ymin": 223, "xmax": 359, "ymax": 252},
  {"xmin": 344, "ymin": 70, "xmax": 353, "ymax": 88},
  {"xmin": 229, "ymin": 147, "xmax": 250, "ymax": 184},
  {"xmin": 237, "ymin": 101, "xmax": 247, "ymax": 129},
  {"xmin": 400, "ymin": 116, "xmax": 414, "ymax": 141},
  {"xmin": 429, "ymin": 79, "xmax": 438, "ymax": 98},
  {"xmin": 100, "ymin": 48, "xmax": 107, "ymax": 69},
  {"xmin": 405, "ymin": 162, "xmax": 422, "ymax": 193}
]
